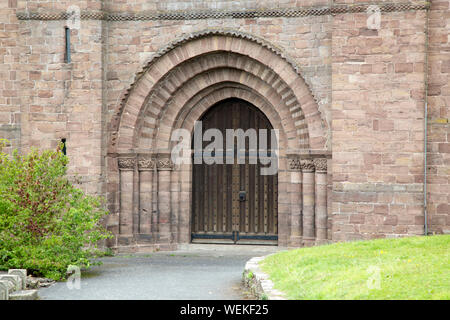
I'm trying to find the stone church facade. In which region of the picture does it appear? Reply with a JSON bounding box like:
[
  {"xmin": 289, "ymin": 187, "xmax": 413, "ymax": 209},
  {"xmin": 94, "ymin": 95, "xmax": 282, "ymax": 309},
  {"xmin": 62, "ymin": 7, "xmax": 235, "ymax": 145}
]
[{"xmin": 1, "ymin": 0, "xmax": 449, "ymax": 251}]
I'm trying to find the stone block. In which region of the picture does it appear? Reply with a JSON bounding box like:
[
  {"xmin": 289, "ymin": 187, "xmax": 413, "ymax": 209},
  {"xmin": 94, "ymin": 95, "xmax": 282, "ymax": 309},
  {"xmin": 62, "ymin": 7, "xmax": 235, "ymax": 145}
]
[
  {"xmin": 8, "ymin": 269, "xmax": 27, "ymax": 290},
  {"xmin": 0, "ymin": 274, "xmax": 21, "ymax": 292},
  {"xmin": 0, "ymin": 280, "xmax": 9, "ymax": 300},
  {"xmin": 9, "ymin": 290, "xmax": 39, "ymax": 300}
]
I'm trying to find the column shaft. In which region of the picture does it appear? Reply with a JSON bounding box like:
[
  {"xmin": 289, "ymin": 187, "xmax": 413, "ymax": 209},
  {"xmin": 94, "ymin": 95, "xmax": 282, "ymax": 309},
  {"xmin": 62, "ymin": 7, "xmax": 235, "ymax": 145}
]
[
  {"xmin": 139, "ymin": 170, "xmax": 153, "ymax": 234},
  {"xmin": 302, "ymin": 160, "xmax": 315, "ymax": 243},
  {"xmin": 119, "ymin": 169, "xmax": 134, "ymax": 235},
  {"xmin": 289, "ymin": 168, "xmax": 302, "ymax": 245},
  {"xmin": 158, "ymin": 169, "xmax": 171, "ymax": 243},
  {"xmin": 315, "ymin": 171, "xmax": 328, "ymax": 240}
]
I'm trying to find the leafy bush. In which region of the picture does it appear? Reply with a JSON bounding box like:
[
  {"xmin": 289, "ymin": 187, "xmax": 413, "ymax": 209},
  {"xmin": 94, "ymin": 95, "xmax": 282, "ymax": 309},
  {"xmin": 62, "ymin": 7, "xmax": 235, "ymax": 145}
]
[{"xmin": 0, "ymin": 140, "xmax": 112, "ymax": 280}]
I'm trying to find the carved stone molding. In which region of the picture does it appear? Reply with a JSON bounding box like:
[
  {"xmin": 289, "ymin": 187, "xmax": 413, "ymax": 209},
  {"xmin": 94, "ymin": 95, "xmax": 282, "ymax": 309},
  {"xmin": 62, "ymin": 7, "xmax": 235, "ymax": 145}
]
[
  {"xmin": 288, "ymin": 158, "xmax": 301, "ymax": 170},
  {"xmin": 138, "ymin": 158, "xmax": 155, "ymax": 171},
  {"xmin": 156, "ymin": 157, "xmax": 175, "ymax": 171},
  {"xmin": 16, "ymin": 3, "xmax": 429, "ymax": 21},
  {"xmin": 300, "ymin": 159, "xmax": 315, "ymax": 173},
  {"xmin": 118, "ymin": 158, "xmax": 136, "ymax": 170},
  {"xmin": 313, "ymin": 158, "xmax": 327, "ymax": 173}
]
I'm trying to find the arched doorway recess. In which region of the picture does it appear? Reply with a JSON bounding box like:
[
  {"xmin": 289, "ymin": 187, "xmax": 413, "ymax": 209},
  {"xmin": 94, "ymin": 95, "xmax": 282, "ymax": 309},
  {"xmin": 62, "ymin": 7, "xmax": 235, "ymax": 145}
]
[{"xmin": 107, "ymin": 30, "xmax": 330, "ymax": 251}]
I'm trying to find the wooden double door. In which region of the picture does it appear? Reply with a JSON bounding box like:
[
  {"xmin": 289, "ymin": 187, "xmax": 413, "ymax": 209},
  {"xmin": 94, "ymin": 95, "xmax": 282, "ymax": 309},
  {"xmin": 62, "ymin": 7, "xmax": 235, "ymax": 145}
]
[{"xmin": 191, "ymin": 98, "xmax": 278, "ymax": 244}]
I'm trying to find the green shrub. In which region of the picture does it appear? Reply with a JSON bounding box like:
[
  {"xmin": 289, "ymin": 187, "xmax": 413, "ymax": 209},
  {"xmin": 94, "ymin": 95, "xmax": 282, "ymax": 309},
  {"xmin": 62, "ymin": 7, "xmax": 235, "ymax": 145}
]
[{"xmin": 0, "ymin": 140, "xmax": 112, "ymax": 280}]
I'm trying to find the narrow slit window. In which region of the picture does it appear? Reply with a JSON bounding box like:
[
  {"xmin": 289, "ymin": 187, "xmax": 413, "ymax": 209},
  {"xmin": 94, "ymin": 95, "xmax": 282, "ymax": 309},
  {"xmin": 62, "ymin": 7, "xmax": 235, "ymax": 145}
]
[
  {"xmin": 65, "ymin": 27, "xmax": 71, "ymax": 63},
  {"xmin": 61, "ymin": 138, "xmax": 67, "ymax": 155}
]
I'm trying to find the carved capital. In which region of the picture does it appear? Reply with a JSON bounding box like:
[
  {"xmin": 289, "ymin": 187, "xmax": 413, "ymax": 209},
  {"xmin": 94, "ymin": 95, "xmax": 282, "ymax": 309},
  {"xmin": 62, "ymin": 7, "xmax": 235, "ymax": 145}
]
[
  {"xmin": 313, "ymin": 158, "xmax": 327, "ymax": 173},
  {"xmin": 156, "ymin": 157, "xmax": 175, "ymax": 171},
  {"xmin": 138, "ymin": 158, "xmax": 155, "ymax": 171},
  {"xmin": 118, "ymin": 158, "xmax": 136, "ymax": 170},
  {"xmin": 288, "ymin": 158, "xmax": 301, "ymax": 170},
  {"xmin": 300, "ymin": 159, "xmax": 315, "ymax": 173}
]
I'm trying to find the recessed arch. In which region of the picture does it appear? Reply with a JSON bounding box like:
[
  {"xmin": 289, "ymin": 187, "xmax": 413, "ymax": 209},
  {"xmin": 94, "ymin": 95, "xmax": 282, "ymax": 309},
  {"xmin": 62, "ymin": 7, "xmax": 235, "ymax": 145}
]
[
  {"xmin": 135, "ymin": 55, "xmax": 308, "ymax": 152},
  {"xmin": 108, "ymin": 30, "xmax": 330, "ymax": 251},
  {"xmin": 144, "ymin": 69, "xmax": 297, "ymax": 152},
  {"xmin": 109, "ymin": 30, "xmax": 328, "ymax": 155},
  {"xmin": 166, "ymin": 85, "xmax": 289, "ymax": 152}
]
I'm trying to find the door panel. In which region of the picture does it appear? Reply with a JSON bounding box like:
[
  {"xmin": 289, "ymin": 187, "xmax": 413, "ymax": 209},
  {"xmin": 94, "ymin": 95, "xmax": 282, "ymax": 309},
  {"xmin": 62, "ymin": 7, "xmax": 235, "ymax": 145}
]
[{"xmin": 191, "ymin": 98, "xmax": 278, "ymax": 244}]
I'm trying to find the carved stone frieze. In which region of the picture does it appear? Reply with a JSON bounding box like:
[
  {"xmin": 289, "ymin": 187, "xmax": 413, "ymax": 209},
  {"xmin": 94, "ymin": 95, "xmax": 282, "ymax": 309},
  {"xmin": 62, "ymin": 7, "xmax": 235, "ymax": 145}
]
[{"xmin": 118, "ymin": 158, "xmax": 136, "ymax": 170}]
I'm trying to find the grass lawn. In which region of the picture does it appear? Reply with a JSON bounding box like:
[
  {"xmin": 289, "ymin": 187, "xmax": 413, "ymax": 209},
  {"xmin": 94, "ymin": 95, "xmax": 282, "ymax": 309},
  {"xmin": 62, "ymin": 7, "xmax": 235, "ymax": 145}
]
[{"xmin": 260, "ymin": 235, "xmax": 449, "ymax": 300}]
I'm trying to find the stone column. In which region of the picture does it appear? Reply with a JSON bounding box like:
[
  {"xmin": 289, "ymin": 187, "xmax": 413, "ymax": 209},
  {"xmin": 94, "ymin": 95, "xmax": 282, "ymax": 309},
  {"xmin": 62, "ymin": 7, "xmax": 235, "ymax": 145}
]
[
  {"xmin": 314, "ymin": 158, "xmax": 328, "ymax": 242},
  {"xmin": 118, "ymin": 158, "xmax": 136, "ymax": 235},
  {"xmin": 138, "ymin": 157, "xmax": 154, "ymax": 235},
  {"xmin": 288, "ymin": 157, "xmax": 302, "ymax": 246},
  {"xmin": 178, "ymin": 162, "xmax": 191, "ymax": 243},
  {"xmin": 157, "ymin": 156, "xmax": 174, "ymax": 244},
  {"xmin": 301, "ymin": 159, "xmax": 315, "ymax": 245},
  {"xmin": 171, "ymin": 168, "xmax": 180, "ymax": 244}
]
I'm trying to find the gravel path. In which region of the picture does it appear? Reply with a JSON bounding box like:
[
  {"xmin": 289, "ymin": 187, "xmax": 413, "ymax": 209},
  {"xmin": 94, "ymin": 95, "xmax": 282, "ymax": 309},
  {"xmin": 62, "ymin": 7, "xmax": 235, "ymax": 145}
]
[{"xmin": 38, "ymin": 244, "xmax": 283, "ymax": 300}]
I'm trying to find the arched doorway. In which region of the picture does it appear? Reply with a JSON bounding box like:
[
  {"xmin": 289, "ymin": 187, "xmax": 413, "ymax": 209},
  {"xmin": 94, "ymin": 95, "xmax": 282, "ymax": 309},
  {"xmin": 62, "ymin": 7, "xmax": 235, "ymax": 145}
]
[
  {"xmin": 191, "ymin": 98, "xmax": 278, "ymax": 244},
  {"xmin": 108, "ymin": 30, "xmax": 330, "ymax": 251}
]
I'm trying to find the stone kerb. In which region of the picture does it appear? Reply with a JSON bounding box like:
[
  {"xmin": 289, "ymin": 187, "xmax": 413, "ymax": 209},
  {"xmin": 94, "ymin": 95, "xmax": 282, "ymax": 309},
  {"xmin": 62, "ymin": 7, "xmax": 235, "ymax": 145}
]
[
  {"xmin": 0, "ymin": 269, "xmax": 39, "ymax": 300},
  {"xmin": 243, "ymin": 255, "xmax": 287, "ymax": 300}
]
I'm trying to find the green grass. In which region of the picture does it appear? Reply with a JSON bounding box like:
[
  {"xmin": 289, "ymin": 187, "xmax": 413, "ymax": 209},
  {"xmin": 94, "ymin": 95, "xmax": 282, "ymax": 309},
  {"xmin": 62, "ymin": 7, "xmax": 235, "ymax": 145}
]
[{"xmin": 260, "ymin": 235, "xmax": 450, "ymax": 300}]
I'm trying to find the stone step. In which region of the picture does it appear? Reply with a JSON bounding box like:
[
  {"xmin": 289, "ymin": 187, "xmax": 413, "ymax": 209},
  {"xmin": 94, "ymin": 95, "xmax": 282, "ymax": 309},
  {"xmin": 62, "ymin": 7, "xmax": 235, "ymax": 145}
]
[{"xmin": 9, "ymin": 290, "xmax": 39, "ymax": 300}]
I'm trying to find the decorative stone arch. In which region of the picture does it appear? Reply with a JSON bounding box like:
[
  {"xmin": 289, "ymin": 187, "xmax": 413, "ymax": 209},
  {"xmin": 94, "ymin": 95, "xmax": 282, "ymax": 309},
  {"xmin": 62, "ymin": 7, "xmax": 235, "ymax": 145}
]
[
  {"xmin": 109, "ymin": 30, "xmax": 328, "ymax": 154},
  {"xmin": 107, "ymin": 30, "xmax": 330, "ymax": 251},
  {"xmin": 147, "ymin": 69, "xmax": 296, "ymax": 151}
]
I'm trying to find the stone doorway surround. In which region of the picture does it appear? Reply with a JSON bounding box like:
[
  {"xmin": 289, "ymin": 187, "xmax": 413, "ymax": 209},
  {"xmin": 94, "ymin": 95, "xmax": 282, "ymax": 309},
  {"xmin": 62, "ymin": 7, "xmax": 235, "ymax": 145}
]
[{"xmin": 106, "ymin": 30, "xmax": 330, "ymax": 252}]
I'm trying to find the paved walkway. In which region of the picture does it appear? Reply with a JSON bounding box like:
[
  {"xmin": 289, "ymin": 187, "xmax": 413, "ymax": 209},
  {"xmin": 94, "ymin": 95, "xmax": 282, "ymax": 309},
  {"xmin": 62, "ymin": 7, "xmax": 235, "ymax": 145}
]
[{"xmin": 39, "ymin": 244, "xmax": 284, "ymax": 300}]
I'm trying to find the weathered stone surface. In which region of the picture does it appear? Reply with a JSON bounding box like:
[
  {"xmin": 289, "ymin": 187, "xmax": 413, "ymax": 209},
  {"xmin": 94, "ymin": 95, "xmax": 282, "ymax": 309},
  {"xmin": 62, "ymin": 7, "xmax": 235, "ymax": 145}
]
[
  {"xmin": 8, "ymin": 269, "xmax": 27, "ymax": 290},
  {"xmin": 0, "ymin": 0, "xmax": 448, "ymax": 251},
  {"xmin": 0, "ymin": 275, "xmax": 21, "ymax": 292},
  {"xmin": 0, "ymin": 280, "xmax": 9, "ymax": 300},
  {"xmin": 9, "ymin": 290, "xmax": 39, "ymax": 300},
  {"xmin": 26, "ymin": 276, "xmax": 56, "ymax": 289},
  {"xmin": 243, "ymin": 255, "xmax": 286, "ymax": 300}
]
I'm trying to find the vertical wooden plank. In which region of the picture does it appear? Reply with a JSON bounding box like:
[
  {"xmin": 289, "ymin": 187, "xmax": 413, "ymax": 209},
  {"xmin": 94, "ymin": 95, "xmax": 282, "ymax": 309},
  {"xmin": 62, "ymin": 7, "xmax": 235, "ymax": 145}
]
[
  {"xmin": 254, "ymin": 162, "xmax": 259, "ymax": 234},
  {"xmin": 245, "ymin": 162, "xmax": 249, "ymax": 233},
  {"xmin": 264, "ymin": 174, "xmax": 268, "ymax": 233},
  {"xmin": 228, "ymin": 166, "xmax": 232, "ymax": 234},
  {"xmin": 217, "ymin": 163, "xmax": 223, "ymax": 233},
  {"xmin": 203, "ymin": 157, "xmax": 208, "ymax": 232},
  {"xmin": 274, "ymin": 173, "xmax": 278, "ymax": 234},
  {"xmin": 192, "ymin": 163, "xmax": 198, "ymax": 233},
  {"xmin": 267, "ymin": 173, "xmax": 273, "ymax": 234}
]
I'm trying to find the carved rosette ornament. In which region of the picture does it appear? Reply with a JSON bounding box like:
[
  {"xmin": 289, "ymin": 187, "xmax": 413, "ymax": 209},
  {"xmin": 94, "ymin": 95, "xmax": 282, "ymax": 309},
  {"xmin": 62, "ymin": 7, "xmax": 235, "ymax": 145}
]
[
  {"xmin": 138, "ymin": 158, "xmax": 155, "ymax": 171},
  {"xmin": 288, "ymin": 158, "xmax": 301, "ymax": 170},
  {"xmin": 313, "ymin": 158, "xmax": 327, "ymax": 173},
  {"xmin": 300, "ymin": 159, "xmax": 315, "ymax": 173},
  {"xmin": 156, "ymin": 157, "xmax": 175, "ymax": 171},
  {"xmin": 118, "ymin": 158, "xmax": 136, "ymax": 171}
]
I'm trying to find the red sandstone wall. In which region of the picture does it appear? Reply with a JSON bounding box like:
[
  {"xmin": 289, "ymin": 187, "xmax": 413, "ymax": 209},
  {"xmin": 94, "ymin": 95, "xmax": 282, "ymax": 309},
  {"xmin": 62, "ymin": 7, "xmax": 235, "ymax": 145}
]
[
  {"xmin": 331, "ymin": 9, "xmax": 427, "ymax": 239},
  {"xmin": 0, "ymin": 0, "xmax": 20, "ymax": 153},
  {"xmin": 427, "ymin": 0, "xmax": 450, "ymax": 234},
  {"xmin": 1, "ymin": 1, "xmax": 447, "ymax": 242},
  {"xmin": 16, "ymin": 0, "xmax": 104, "ymax": 194}
]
